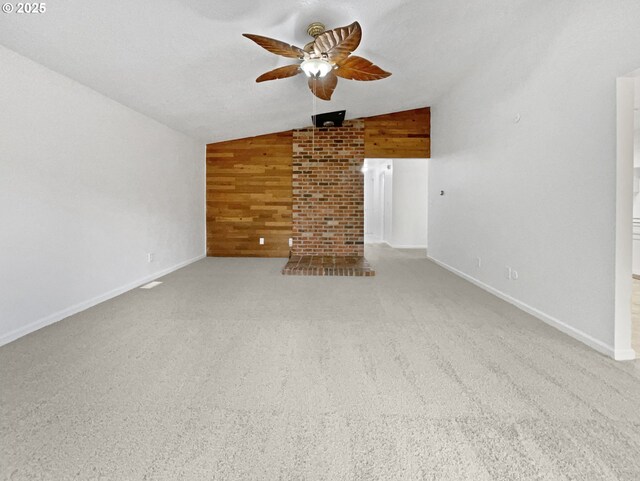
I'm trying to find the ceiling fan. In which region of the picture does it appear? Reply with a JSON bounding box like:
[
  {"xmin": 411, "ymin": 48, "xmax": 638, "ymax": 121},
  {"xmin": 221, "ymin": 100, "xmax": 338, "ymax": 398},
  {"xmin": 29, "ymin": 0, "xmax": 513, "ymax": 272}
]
[{"xmin": 243, "ymin": 21, "xmax": 391, "ymax": 101}]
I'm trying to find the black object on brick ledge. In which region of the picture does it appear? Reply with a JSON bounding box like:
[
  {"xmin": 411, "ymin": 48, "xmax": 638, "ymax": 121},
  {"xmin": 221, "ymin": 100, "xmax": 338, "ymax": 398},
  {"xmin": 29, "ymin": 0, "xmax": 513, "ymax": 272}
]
[{"xmin": 311, "ymin": 110, "xmax": 346, "ymax": 128}]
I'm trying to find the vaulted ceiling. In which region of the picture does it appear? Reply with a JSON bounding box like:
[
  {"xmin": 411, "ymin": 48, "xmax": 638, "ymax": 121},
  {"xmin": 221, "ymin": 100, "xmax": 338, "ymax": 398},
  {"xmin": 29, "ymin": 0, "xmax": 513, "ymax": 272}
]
[{"xmin": 0, "ymin": 0, "xmax": 537, "ymax": 142}]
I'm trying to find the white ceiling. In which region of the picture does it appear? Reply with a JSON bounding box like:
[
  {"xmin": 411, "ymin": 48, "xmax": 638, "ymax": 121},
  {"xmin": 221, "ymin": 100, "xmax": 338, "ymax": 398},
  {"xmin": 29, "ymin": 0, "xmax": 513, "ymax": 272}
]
[{"xmin": 0, "ymin": 0, "xmax": 536, "ymax": 142}]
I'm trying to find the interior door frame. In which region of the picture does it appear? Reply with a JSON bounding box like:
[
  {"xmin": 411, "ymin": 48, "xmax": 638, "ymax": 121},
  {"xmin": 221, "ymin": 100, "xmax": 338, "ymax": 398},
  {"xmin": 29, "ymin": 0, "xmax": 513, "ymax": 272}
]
[{"xmin": 614, "ymin": 75, "xmax": 637, "ymax": 360}]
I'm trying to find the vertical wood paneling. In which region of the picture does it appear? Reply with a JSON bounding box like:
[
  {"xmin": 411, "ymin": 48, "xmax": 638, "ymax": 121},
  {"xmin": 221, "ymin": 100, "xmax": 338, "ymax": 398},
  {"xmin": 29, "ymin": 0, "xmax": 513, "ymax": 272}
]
[
  {"xmin": 206, "ymin": 131, "xmax": 292, "ymax": 257},
  {"xmin": 364, "ymin": 107, "xmax": 430, "ymax": 158}
]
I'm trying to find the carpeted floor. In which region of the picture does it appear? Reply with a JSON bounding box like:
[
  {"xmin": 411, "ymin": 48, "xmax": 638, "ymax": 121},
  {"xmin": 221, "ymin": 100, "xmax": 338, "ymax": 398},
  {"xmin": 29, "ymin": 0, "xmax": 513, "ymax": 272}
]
[{"xmin": 2, "ymin": 245, "xmax": 640, "ymax": 480}]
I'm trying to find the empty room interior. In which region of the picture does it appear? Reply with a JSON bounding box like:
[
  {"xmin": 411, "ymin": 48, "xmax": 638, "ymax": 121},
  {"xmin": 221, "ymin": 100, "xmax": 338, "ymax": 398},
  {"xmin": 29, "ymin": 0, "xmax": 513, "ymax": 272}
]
[{"xmin": 2, "ymin": 1, "xmax": 640, "ymax": 479}]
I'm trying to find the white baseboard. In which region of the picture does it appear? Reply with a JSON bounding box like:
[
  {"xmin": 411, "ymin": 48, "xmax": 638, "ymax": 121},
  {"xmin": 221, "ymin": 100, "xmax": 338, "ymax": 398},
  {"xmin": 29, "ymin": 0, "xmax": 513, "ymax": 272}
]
[
  {"xmin": 427, "ymin": 255, "xmax": 633, "ymax": 361},
  {"xmin": 0, "ymin": 254, "xmax": 206, "ymax": 348},
  {"xmin": 387, "ymin": 243, "xmax": 428, "ymax": 249}
]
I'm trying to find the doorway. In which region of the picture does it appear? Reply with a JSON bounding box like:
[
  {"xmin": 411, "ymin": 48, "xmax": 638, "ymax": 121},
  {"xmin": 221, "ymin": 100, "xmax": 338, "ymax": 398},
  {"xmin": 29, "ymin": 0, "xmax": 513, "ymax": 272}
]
[{"xmin": 363, "ymin": 158, "xmax": 428, "ymax": 250}]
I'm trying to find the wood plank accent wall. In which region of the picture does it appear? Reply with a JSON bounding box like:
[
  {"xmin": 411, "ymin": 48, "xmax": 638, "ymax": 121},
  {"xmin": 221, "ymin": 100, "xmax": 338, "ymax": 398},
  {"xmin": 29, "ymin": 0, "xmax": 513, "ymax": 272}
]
[
  {"xmin": 364, "ymin": 107, "xmax": 430, "ymax": 158},
  {"xmin": 206, "ymin": 107, "xmax": 430, "ymax": 257},
  {"xmin": 206, "ymin": 131, "xmax": 292, "ymax": 257}
]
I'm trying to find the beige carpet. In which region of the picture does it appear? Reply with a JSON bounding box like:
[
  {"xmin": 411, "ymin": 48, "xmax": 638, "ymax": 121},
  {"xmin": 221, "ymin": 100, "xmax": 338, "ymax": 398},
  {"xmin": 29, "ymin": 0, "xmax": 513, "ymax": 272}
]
[{"xmin": 2, "ymin": 245, "xmax": 640, "ymax": 480}]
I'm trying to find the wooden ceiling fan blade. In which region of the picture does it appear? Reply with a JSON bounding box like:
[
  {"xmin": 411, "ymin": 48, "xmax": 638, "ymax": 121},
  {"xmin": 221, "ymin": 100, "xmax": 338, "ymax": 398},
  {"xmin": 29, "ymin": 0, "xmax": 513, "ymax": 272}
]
[
  {"xmin": 256, "ymin": 65, "xmax": 302, "ymax": 82},
  {"xmin": 308, "ymin": 72, "xmax": 338, "ymax": 101},
  {"xmin": 313, "ymin": 21, "xmax": 362, "ymax": 64},
  {"xmin": 334, "ymin": 56, "xmax": 391, "ymax": 81},
  {"xmin": 243, "ymin": 33, "xmax": 305, "ymax": 59}
]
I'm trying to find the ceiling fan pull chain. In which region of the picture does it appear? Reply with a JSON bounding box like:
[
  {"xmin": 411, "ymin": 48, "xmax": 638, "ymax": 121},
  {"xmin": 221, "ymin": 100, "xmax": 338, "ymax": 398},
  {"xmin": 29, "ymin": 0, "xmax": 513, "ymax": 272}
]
[{"xmin": 312, "ymin": 80, "xmax": 316, "ymax": 163}]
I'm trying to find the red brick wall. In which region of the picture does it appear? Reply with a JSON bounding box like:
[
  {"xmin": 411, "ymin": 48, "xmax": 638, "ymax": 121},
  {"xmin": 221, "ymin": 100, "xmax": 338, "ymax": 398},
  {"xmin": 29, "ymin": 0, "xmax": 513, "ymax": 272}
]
[{"xmin": 292, "ymin": 119, "xmax": 365, "ymax": 256}]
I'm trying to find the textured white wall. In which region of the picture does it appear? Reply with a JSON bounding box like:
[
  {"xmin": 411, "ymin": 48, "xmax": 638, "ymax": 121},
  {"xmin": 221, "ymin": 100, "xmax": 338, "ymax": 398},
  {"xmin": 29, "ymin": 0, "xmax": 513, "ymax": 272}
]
[
  {"xmin": 429, "ymin": 0, "xmax": 640, "ymax": 357},
  {"xmin": 364, "ymin": 169, "xmax": 378, "ymax": 237},
  {"xmin": 390, "ymin": 159, "xmax": 428, "ymax": 248},
  {"xmin": 636, "ymin": 77, "xmax": 640, "ymax": 164},
  {"xmin": 636, "ymin": 130, "xmax": 640, "ymax": 167},
  {"xmin": 0, "ymin": 46, "xmax": 205, "ymax": 345}
]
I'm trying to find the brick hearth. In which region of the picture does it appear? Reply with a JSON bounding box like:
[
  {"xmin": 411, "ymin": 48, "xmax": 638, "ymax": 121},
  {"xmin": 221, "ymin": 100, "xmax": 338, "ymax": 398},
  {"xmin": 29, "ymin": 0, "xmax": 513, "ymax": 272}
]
[{"xmin": 282, "ymin": 255, "xmax": 375, "ymax": 277}]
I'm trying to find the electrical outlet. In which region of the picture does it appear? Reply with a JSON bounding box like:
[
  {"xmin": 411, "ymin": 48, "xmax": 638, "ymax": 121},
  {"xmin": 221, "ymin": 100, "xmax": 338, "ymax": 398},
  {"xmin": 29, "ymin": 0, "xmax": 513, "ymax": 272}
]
[
  {"xmin": 288, "ymin": 238, "xmax": 293, "ymax": 247},
  {"xmin": 511, "ymin": 270, "xmax": 519, "ymax": 280},
  {"xmin": 147, "ymin": 253, "xmax": 154, "ymax": 263},
  {"xmin": 259, "ymin": 237, "xmax": 265, "ymax": 245},
  {"xmin": 505, "ymin": 266, "xmax": 512, "ymax": 279}
]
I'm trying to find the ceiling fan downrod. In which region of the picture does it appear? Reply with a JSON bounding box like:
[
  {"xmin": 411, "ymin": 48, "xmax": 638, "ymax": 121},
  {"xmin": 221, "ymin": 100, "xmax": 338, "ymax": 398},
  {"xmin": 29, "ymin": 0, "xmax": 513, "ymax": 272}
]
[{"xmin": 306, "ymin": 22, "xmax": 326, "ymax": 38}]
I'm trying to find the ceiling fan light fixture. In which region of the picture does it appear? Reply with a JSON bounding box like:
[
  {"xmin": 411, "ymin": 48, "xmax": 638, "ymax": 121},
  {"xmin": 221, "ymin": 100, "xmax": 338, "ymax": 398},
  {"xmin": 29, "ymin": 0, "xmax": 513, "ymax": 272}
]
[{"xmin": 300, "ymin": 58, "xmax": 332, "ymax": 78}]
